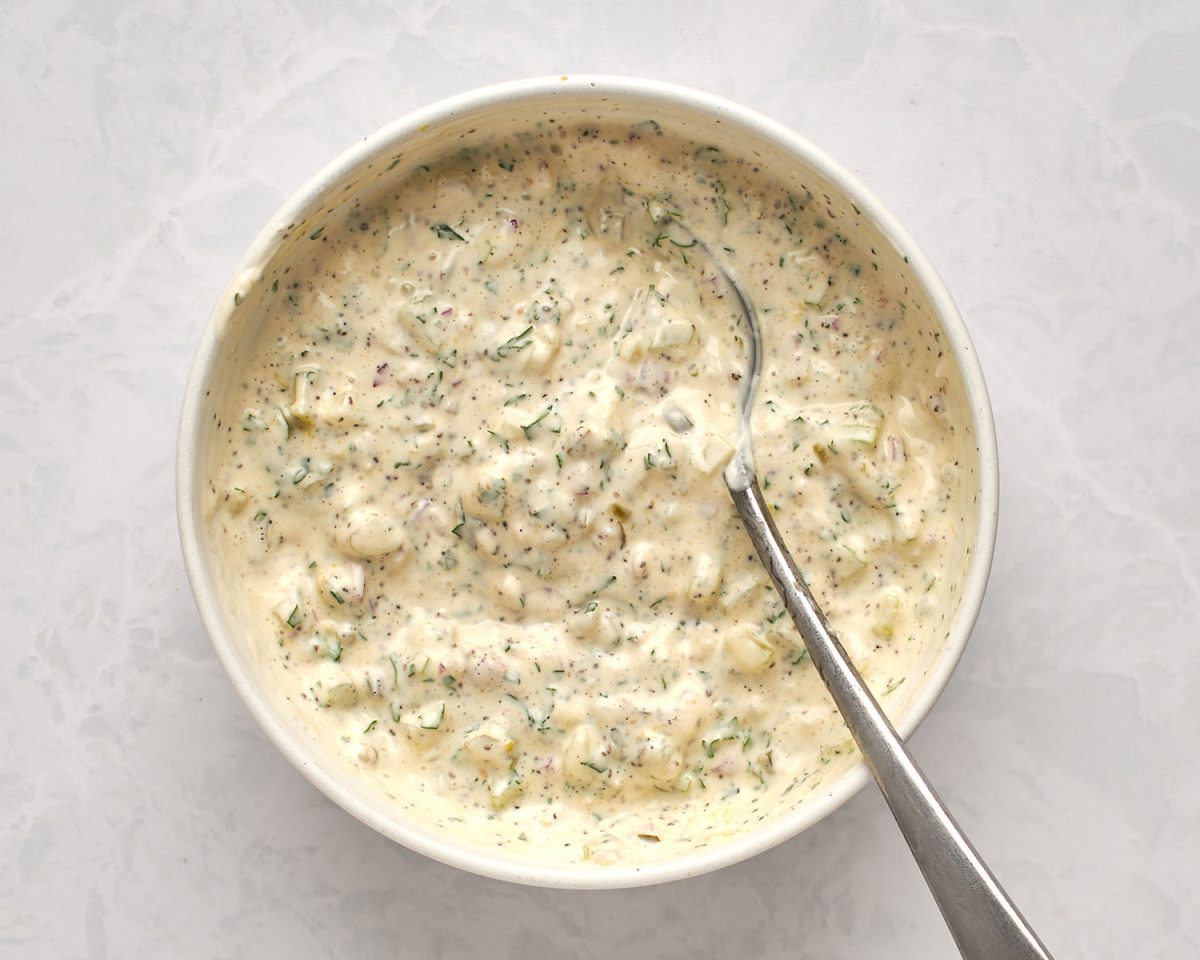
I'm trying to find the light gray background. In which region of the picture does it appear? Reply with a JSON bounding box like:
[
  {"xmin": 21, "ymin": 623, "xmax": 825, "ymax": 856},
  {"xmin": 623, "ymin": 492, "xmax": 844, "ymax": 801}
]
[{"xmin": 3, "ymin": 1, "xmax": 1197, "ymax": 957}]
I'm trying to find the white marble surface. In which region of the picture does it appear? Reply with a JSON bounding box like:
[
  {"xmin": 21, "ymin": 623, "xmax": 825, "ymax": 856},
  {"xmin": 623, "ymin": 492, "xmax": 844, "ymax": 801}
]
[{"xmin": 3, "ymin": 0, "xmax": 1198, "ymax": 956}]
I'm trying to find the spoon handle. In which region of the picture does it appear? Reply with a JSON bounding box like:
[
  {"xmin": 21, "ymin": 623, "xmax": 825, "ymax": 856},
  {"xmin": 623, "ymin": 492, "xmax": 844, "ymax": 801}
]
[{"xmin": 730, "ymin": 479, "xmax": 1053, "ymax": 960}]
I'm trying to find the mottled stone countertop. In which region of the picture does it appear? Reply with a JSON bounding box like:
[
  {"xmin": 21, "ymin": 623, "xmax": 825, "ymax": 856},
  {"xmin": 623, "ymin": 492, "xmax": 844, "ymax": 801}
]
[{"xmin": 3, "ymin": 2, "xmax": 1197, "ymax": 957}]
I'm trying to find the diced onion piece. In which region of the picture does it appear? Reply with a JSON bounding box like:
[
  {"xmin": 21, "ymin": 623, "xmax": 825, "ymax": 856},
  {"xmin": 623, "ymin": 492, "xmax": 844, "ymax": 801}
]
[
  {"xmin": 462, "ymin": 721, "xmax": 515, "ymax": 764},
  {"xmin": 650, "ymin": 322, "xmax": 694, "ymax": 350},
  {"xmin": 409, "ymin": 700, "xmax": 446, "ymax": 730},
  {"xmin": 466, "ymin": 472, "xmax": 508, "ymax": 523},
  {"xmin": 598, "ymin": 209, "xmax": 624, "ymax": 238},
  {"xmin": 819, "ymin": 738, "xmax": 855, "ymax": 766},
  {"xmin": 663, "ymin": 406, "xmax": 693, "ymax": 434},
  {"xmin": 488, "ymin": 771, "xmax": 523, "ymax": 809},
  {"xmin": 798, "ymin": 401, "xmax": 883, "ymax": 446},
  {"xmin": 873, "ymin": 588, "xmax": 905, "ymax": 638},
  {"xmin": 407, "ymin": 652, "xmax": 430, "ymax": 678},
  {"xmin": 319, "ymin": 564, "xmax": 365, "ymax": 606},
  {"xmin": 496, "ymin": 572, "xmax": 524, "ymax": 611},
  {"xmin": 676, "ymin": 772, "xmax": 700, "ymax": 794},
  {"xmin": 724, "ymin": 623, "xmax": 774, "ymax": 673},
  {"xmin": 787, "ymin": 250, "xmax": 831, "ymax": 305},
  {"xmin": 647, "ymin": 199, "xmax": 670, "ymax": 223},
  {"xmin": 834, "ymin": 535, "xmax": 868, "ymax": 576},
  {"xmin": 563, "ymin": 724, "xmax": 607, "ymax": 787},
  {"xmin": 829, "ymin": 403, "xmax": 883, "ymax": 445},
  {"xmin": 524, "ymin": 327, "xmax": 560, "ymax": 371},
  {"xmin": 241, "ymin": 408, "xmax": 267, "ymax": 432},
  {"xmin": 296, "ymin": 459, "xmax": 333, "ymax": 490},
  {"xmin": 395, "ymin": 290, "xmax": 446, "ymax": 352},
  {"xmin": 289, "ymin": 365, "xmax": 320, "ymax": 424},
  {"xmin": 628, "ymin": 541, "xmax": 653, "ymax": 580},
  {"xmin": 839, "ymin": 422, "xmax": 880, "ymax": 445},
  {"xmin": 273, "ymin": 591, "xmax": 303, "ymax": 630},
  {"xmin": 690, "ymin": 432, "xmax": 734, "ymax": 475},
  {"xmin": 892, "ymin": 506, "xmax": 920, "ymax": 544},
  {"xmin": 632, "ymin": 730, "xmax": 683, "ymax": 784},
  {"xmin": 473, "ymin": 525, "xmax": 500, "ymax": 557},
  {"xmin": 616, "ymin": 331, "xmax": 647, "ymax": 360},
  {"xmin": 311, "ymin": 664, "xmax": 357, "ymax": 708},
  {"xmin": 688, "ymin": 554, "xmax": 722, "ymax": 607},
  {"xmin": 721, "ymin": 573, "xmax": 760, "ymax": 610},
  {"xmin": 343, "ymin": 509, "xmax": 406, "ymax": 559}
]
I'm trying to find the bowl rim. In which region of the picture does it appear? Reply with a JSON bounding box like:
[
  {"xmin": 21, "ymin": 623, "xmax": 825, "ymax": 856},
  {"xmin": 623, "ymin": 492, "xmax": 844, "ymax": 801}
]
[{"xmin": 177, "ymin": 74, "xmax": 999, "ymax": 890}]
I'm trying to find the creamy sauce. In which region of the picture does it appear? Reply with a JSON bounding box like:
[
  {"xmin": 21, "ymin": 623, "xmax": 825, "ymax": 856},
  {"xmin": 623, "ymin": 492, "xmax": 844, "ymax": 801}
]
[{"xmin": 206, "ymin": 120, "xmax": 970, "ymax": 865}]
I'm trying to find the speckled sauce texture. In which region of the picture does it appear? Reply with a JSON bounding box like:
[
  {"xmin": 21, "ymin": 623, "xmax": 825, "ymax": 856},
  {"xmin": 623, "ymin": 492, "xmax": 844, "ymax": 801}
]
[{"xmin": 204, "ymin": 118, "xmax": 976, "ymax": 866}]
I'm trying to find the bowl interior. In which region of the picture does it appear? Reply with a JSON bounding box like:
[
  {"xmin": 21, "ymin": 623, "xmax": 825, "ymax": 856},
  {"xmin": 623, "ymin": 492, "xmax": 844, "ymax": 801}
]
[{"xmin": 179, "ymin": 77, "xmax": 996, "ymax": 888}]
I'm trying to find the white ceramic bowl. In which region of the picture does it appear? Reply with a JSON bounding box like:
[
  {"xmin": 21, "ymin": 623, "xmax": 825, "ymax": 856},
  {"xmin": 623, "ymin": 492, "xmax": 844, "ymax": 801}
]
[{"xmin": 177, "ymin": 76, "xmax": 998, "ymax": 888}]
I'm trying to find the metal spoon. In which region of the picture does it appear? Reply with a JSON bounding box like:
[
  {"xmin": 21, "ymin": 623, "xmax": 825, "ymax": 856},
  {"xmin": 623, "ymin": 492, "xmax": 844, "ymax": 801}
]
[{"xmin": 680, "ymin": 222, "xmax": 1054, "ymax": 960}]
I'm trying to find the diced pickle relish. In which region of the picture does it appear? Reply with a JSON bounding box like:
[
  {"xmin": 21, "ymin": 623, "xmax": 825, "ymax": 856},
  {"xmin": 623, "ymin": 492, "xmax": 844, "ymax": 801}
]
[{"xmin": 208, "ymin": 120, "xmax": 970, "ymax": 866}]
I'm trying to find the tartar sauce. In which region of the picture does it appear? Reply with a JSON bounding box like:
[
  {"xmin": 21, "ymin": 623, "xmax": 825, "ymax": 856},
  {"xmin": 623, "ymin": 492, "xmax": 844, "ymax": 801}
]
[{"xmin": 207, "ymin": 119, "xmax": 971, "ymax": 865}]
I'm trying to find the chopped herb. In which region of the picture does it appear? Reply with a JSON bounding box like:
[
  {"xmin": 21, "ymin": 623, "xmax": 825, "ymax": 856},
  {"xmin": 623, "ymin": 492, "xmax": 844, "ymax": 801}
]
[
  {"xmin": 419, "ymin": 702, "xmax": 445, "ymax": 729},
  {"xmin": 521, "ymin": 407, "xmax": 551, "ymax": 438},
  {"xmin": 492, "ymin": 325, "xmax": 534, "ymax": 360},
  {"xmin": 589, "ymin": 574, "xmax": 617, "ymax": 596},
  {"xmin": 431, "ymin": 223, "xmax": 465, "ymax": 242}
]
